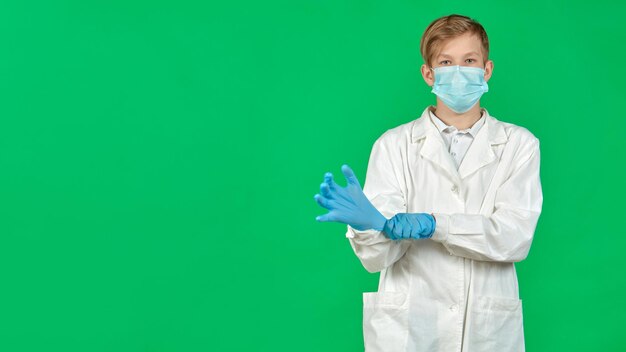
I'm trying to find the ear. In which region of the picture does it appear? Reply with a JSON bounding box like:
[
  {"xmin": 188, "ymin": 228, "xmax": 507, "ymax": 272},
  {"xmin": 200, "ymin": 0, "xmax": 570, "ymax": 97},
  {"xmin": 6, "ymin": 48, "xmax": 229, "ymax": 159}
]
[
  {"xmin": 484, "ymin": 59, "xmax": 494, "ymax": 82},
  {"xmin": 420, "ymin": 63, "xmax": 434, "ymax": 87}
]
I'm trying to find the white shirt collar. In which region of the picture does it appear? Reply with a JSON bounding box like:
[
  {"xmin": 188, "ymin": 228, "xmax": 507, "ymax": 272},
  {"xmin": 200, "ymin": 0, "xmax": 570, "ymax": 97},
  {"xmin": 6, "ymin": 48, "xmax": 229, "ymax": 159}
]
[{"xmin": 429, "ymin": 109, "xmax": 486, "ymax": 137}]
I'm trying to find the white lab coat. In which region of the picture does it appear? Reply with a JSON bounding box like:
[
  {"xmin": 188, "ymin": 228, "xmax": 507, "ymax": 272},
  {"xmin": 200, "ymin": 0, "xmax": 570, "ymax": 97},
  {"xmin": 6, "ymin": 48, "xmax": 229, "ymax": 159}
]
[{"xmin": 346, "ymin": 106, "xmax": 543, "ymax": 352}]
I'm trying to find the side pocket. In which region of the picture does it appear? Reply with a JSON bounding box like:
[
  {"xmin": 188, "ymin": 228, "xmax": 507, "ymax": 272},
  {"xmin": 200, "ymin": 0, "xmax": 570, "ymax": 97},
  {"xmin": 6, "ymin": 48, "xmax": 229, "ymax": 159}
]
[
  {"xmin": 362, "ymin": 291, "xmax": 409, "ymax": 352},
  {"xmin": 466, "ymin": 296, "xmax": 525, "ymax": 352}
]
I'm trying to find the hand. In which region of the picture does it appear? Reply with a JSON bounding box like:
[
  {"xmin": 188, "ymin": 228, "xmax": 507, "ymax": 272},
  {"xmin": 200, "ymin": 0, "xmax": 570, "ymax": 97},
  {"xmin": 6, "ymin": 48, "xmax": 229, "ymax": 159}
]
[
  {"xmin": 314, "ymin": 164, "xmax": 387, "ymax": 231},
  {"xmin": 383, "ymin": 213, "xmax": 436, "ymax": 240}
]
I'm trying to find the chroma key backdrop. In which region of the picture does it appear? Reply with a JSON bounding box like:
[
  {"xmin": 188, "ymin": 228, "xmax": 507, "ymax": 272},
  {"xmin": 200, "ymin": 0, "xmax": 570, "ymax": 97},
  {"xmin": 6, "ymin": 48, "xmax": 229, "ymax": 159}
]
[{"xmin": 0, "ymin": 0, "xmax": 624, "ymax": 351}]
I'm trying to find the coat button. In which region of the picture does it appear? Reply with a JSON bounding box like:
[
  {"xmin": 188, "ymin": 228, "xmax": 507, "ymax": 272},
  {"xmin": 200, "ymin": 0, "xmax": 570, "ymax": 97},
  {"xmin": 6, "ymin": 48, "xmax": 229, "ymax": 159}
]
[
  {"xmin": 449, "ymin": 304, "xmax": 458, "ymax": 312},
  {"xmin": 451, "ymin": 185, "xmax": 459, "ymax": 193}
]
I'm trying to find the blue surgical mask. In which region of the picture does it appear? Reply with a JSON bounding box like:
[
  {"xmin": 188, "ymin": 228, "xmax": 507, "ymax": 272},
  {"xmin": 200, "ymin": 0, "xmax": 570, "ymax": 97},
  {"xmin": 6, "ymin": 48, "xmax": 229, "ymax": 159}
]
[{"xmin": 431, "ymin": 65, "xmax": 489, "ymax": 113}]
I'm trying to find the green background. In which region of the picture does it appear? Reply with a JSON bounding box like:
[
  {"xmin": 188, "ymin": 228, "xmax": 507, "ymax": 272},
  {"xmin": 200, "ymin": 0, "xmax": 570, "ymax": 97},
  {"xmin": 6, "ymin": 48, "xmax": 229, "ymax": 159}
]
[{"xmin": 1, "ymin": 0, "xmax": 624, "ymax": 351}]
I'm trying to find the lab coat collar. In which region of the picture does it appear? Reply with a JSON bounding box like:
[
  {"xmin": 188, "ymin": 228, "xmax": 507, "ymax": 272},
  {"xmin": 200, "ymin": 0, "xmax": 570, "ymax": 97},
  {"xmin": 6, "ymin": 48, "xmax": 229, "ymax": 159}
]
[{"xmin": 411, "ymin": 106, "xmax": 508, "ymax": 180}]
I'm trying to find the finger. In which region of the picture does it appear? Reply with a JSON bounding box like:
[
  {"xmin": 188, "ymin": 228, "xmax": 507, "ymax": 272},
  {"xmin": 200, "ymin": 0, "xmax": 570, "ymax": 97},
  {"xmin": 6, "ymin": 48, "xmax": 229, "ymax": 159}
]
[
  {"xmin": 415, "ymin": 220, "xmax": 425, "ymax": 238},
  {"xmin": 314, "ymin": 194, "xmax": 332, "ymax": 209},
  {"xmin": 320, "ymin": 183, "xmax": 333, "ymax": 199},
  {"xmin": 393, "ymin": 220, "xmax": 405, "ymax": 239},
  {"xmin": 413, "ymin": 215, "xmax": 428, "ymax": 238},
  {"xmin": 324, "ymin": 171, "xmax": 353, "ymax": 203},
  {"xmin": 391, "ymin": 218, "xmax": 402, "ymax": 241},
  {"xmin": 324, "ymin": 172, "xmax": 345, "ymax": 193},
  {"xmin": 323, "ymin": 172, "xmax": 334, "ymax": 187},
  {"xmin": 406, "ymin": 215, "xmax": 418, "ymax": 227},
  {"xmin": 341, "ymin": 164, "xmax": 362, "ymax": 188},
  {"xmin": 316, "ymin": 212, "xmax": 337, "ymax": 223},
  {"xmin": 407, "ymin": 217, "xmax": 421, "ymax": 238},
  {"xmin": 402, "ymin": 223, "xmax": 412, "ymax": 239}
]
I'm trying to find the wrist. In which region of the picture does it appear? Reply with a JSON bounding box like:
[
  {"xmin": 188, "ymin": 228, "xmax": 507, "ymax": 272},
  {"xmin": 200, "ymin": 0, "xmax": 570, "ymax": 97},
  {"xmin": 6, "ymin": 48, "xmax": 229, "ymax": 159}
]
[{"xmin": 372, "ymin": 213, "xmax": 387, "ymax": 231}]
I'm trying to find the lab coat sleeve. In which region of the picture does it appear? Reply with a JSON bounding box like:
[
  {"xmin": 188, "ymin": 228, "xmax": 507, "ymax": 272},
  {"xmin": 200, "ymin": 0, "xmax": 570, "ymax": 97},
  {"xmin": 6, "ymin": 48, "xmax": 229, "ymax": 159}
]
[
  {"xmin": 431, "ymin": 138, "xmax": 543, "ymax": 262},
  {"xmin": 346, "ymin": 135, "xmax": 411, "ymax": 273}
]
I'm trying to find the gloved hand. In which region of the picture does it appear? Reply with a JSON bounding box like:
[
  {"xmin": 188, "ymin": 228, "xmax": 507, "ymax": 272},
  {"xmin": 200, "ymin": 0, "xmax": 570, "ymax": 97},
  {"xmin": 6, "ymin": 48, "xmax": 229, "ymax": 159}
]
[
  {"xmin": 314, "ymin": 164, "xmax": 387, "ymax": 231},
  {"xmin": 383, "ymin": 213, "xmax": 436, "ymax": 240}
]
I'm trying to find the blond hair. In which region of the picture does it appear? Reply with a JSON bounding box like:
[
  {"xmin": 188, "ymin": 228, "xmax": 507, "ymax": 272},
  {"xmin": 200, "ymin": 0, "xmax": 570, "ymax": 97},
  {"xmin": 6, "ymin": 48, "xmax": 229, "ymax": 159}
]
[{"xmin": 420, "ymin": 14, "xmax": 489, "ymax": 67}]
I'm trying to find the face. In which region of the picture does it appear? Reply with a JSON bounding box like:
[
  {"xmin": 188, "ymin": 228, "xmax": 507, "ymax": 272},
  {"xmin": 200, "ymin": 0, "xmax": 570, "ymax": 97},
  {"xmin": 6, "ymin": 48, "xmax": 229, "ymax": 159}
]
[{"xmin": 421, "ymin": 32, "xmax": 494, "ymax": 87}]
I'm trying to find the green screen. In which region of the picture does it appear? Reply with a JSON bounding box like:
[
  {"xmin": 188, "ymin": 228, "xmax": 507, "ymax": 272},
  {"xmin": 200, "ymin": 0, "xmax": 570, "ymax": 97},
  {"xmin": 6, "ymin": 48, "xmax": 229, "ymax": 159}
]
[{"xmin": 1, "ymin": 0, "xmax": 624, "ymax": 351}]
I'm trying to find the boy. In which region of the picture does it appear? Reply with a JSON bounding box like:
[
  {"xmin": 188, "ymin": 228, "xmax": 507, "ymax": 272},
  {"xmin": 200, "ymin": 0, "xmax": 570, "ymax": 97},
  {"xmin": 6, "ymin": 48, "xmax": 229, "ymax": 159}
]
[{"xmin": 314, "ymin": 14, "xmax": 542, "ymax": 352}]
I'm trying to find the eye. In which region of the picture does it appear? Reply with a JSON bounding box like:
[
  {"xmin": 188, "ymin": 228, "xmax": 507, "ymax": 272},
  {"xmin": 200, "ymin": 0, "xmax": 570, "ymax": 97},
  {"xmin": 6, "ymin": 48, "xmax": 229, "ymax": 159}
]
[
  {"xmin": 439, "ymin": 60, "xmax": 451, "ymax": 65},
  {"xmin": 465, "ymin": 58, "xmax": 476, "ymax": 64}
]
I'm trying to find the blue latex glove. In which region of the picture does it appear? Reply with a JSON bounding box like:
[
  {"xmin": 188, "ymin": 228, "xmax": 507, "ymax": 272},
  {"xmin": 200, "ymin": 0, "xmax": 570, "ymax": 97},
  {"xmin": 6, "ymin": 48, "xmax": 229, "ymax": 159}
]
[
  {"xmin": 383, "ymin": 213, "xmax": 436, "ymax": 240},
  {"xmin": 314, "ymin": 165, "xmax": 387, "ymax": 231}
]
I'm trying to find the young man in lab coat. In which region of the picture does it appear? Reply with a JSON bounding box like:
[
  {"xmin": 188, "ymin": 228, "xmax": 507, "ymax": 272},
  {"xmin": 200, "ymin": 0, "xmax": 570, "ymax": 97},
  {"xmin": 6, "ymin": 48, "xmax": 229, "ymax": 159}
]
[{"xmin": 314, "ymin": 14, "xmax": 543, "ymax": 352}]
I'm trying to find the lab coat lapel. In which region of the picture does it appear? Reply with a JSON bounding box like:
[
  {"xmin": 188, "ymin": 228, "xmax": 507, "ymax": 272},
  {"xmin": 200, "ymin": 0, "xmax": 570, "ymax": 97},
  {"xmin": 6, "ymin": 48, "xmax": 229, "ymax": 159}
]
[
  {"xmin": 412, "ymin": 109, "xmax": 461, "ymax": 184},
  {"xmin": 458, "ymin": 113, "xmax": 508, "ymax": 179}
]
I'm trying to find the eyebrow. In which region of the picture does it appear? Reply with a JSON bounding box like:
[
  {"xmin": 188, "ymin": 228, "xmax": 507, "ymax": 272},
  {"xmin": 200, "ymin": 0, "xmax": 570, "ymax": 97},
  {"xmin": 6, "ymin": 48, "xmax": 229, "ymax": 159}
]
[{"xmin": 438, "ymin": 51, "xmax": 481, "ymax": 59}]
